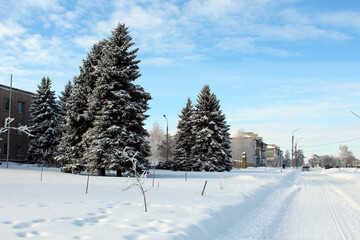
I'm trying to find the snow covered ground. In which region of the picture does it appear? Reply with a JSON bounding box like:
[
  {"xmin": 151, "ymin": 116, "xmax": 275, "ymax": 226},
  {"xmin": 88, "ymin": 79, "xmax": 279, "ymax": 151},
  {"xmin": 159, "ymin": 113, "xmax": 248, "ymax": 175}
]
[{"xmin": 1, "ymin": 163, "xmax": 360, "ymax": 240}]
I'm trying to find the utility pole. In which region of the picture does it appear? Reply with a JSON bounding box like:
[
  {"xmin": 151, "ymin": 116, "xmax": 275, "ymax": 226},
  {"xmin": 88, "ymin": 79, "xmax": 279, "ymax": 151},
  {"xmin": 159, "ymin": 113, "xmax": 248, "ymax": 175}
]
[
  {"xmin": 291, "ymin": 135, "xmax": 294, "ymax": 168},
  {"xmin": 291, "ymin": 128, "xmax": 300, "ymax": 168},
  {"xmin": 295, "ymin": 142, "xmax": 298, "ymax": 168},
  {"xmin": 163, "ymin": 115, "xmax": 169, "ymax": 163},
  {"xmin": 6, "ymin": 74, "xmax": 13, "ymax": 168},
  {"xmin": 294, "ymin": 138, "xmax": 303, "ymax": 168},
  {"xmin": 351, "ymin": 111, "xmax": 360, "ymax": 170}
]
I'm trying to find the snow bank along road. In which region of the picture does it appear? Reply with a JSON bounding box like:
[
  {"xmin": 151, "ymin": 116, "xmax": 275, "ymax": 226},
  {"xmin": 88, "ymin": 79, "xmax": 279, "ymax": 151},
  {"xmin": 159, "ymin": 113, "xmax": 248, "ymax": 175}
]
[
  {"xmin": 215, "ymin": 168, "xmax": 360, "ymax": 240},
  {"xmin": 1, "ymin": 165, "xmax": 360, "ymax": 239}
]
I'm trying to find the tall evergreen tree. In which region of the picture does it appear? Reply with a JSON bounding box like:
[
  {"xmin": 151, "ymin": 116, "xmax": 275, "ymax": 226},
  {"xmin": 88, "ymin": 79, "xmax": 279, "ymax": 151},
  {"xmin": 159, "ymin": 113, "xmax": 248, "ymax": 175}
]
[
  {"xmin": 27, "ymin": 77, "xmax": 62, "ymax": 166},
  {"xmin": 81, "ymin": 23, "xmax": 151, "ymax": 176},
  {"xmin": 190, "ymin": 85, "xmax": 232, "ymax": 172},
  {"xmin": 59, "ymin": 80, "xmax": 72, "ymax": 114},
  {"xmin": 57, "ymin": 24, "xmax": 151, "ymax": 176},
  {"xmin": 172, "ymin": 98, "xmax": 194, "ymax": 171},
  {"xmin": 56, "ymin": 41, "xmax": 105, "ymax": 173}
]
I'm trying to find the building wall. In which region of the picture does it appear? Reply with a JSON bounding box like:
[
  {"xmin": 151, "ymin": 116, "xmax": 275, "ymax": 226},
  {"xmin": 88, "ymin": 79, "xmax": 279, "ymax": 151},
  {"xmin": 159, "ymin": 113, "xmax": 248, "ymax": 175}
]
[
  {"xmin": 0, "ymin": 84, "xmax": 35, "ymax": 162},
  {"xmin": 267, "ymin": 144, "xmax": 283, "ymax": 167},
  {"xmin": 231, "ymin": 132, "xmax": 268, "ymax": 167}
]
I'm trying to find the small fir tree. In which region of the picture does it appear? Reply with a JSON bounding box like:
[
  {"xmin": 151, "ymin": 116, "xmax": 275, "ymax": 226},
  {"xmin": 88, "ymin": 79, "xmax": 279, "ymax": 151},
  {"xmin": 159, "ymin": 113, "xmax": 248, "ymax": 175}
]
[
  {"xmin": 172, "ymin": 98, "xmax": 194, "ymax": 171},
  {"xmin": 190, "ymin": 85, "xmax": 232, "ymax": 172},
  {"xmin": 27, "ymin": 77, "xmax": 62, "ymax": 166}
]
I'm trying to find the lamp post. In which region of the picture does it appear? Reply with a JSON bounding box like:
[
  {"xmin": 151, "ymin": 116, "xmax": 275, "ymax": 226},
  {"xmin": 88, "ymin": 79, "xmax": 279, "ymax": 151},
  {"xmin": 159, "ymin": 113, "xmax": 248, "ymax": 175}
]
[
  {"xmin": 291, "ymin": 128, "xmax": 300, "ymax": 168},
  {"xmin": 163, "ymin": 115, "xmax": 169, "ymax": 163}
]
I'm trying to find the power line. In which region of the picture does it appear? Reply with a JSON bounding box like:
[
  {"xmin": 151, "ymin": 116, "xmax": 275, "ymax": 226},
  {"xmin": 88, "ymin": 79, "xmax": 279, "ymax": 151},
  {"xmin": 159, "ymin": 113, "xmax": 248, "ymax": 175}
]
[
  {"xmin": 298, "ymin": 125, "xmax": 360, "ymax": 142},
  {"xmin": 299, "ymin": 137, "xmax": 360, "ymax": 148}
]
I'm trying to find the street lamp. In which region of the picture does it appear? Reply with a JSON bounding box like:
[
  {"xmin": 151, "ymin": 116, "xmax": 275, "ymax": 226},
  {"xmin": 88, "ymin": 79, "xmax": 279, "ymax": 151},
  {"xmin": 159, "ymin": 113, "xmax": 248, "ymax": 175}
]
[
  {"xmin": 163, "ymin": 115, "xmax": 169, "ymax": 163},
  {"xmin": 291, "ymin": 128, "xmax": 300, "ymax": 168},
  {"xmin": 351, "ymin": 111, "xmax": 360, "ymax": 119}
]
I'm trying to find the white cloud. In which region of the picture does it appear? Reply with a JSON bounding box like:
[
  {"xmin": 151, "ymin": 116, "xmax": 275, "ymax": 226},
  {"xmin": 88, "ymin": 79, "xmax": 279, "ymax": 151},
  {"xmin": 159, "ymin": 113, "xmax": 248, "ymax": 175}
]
[
  {"xmin": 141, "ymin": 57, "xmax": 173, "ymax": 66},
  {"xmin": 74, "ymin": 35, "xmax": 101, "ymax": 50},
  {"xmin": 20, "ymin": 0, "xmax": 64, "ymax": 11},
  {"xmin": 186, "ymin": 0, "xmax": 244, "ymax": 19},
  {"xmin": 215, "ymin": 37, "xmax": 293, "ymax": 57},
  {"xmin": 0, "ymin": 21, "xmax": 25, "ymax": 39},
  {"xmin": 317, "ymin": 11, "xmax": 360, "ymax": 30},
  {"xmin": 227, "ymin": 102, "xmax": 347, "ymax": 122},
  {"xmin": 90, "ymin": 1, "xmax": 197, "ymax": 56},
  {"xmin": 253, "ymin": 23, "xmax": 350, "ymax": 41}
]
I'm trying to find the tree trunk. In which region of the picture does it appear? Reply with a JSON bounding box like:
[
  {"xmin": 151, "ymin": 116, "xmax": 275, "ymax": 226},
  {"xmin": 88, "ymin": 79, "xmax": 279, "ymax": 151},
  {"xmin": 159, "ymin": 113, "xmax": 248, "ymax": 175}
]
[
  {"xmin": 98, "ymin": 168, "xmax": 106, "ymax": 176},
  {"xmin": 116, "ymin": 169, "xmax": 122, "ymax": 177}
]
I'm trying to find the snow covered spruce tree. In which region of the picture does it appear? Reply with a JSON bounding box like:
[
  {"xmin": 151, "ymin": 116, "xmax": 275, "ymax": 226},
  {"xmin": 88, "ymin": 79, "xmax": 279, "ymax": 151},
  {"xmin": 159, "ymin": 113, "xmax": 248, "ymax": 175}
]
[
  {"xmin": 58, "ymin": 23, "xmax": 151, "ymax": 176},
  {"xmin": 56, "ymin": 41, "xmax": 106, "ymax": 173},
  {"xmin": 172, "ymin": 98, "xmax": 194, "ymax": 171},
  {"xmin": 82, "ymin": 24, "xmax": 151, "ymax": 176},
  {"xmin": 190, "ymin": 85, "xmax": 232, "ymax": 171},
  {"xmin": 27, "ymin": 77, "xmax": 62, "ymax": 166}
]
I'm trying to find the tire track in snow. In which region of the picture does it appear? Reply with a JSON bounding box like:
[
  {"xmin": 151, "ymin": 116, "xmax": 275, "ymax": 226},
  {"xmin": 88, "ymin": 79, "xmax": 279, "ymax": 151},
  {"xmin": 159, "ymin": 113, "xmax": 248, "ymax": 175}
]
[
  {"xmin": 273, "ymin": 172, "xmax": 360, "ymax": 240},
  {"xmin": 324, "ymin": 184, "xmax": 360, "ymax": 240},
  {"xmin": 214, "ymin": 179, "xmax": 300, "ymax": 240},
  {"xmin": 325, "ymin": 189, "xmax": 347, "ymax": 240}
]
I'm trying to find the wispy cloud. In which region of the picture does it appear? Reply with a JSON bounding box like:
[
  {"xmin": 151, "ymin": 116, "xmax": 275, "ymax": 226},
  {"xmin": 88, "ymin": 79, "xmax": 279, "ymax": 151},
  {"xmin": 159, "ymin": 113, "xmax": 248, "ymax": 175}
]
[
  {"xmin": 215, "ymin": 37, "xmax": 293, "ymax": 57},
  {"xmin": 228, "ymin": 102, "xmax": 348, "ymax": 122},
  {"xmin": 0, "ymin": 21, "xmax": 25, "ymax": 39},
  {"xmin": 317, "ymin": 11, "xmax": 360, "ymax": 30}
]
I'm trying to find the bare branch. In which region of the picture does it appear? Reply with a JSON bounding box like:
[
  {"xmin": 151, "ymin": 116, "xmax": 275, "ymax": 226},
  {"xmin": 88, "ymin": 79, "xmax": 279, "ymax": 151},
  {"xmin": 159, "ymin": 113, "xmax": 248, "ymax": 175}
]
[{"xmin": 121, "ymin": 149, "xmax": 148, "ymax": 212}]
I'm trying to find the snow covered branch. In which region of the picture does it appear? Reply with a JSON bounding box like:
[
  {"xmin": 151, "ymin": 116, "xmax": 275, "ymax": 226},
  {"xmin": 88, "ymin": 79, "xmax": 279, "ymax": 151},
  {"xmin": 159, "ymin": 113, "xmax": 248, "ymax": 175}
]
[{"xmin": 0, "ymin": 117, "xmax": 32, "ymax": 140}]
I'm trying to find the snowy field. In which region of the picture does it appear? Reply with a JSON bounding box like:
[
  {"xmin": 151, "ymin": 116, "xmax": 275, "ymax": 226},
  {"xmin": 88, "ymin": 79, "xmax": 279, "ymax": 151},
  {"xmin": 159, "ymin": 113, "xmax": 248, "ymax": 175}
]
[{"xmin": 1, "ymin": 163, "xmax": 360, "ymax": 240}]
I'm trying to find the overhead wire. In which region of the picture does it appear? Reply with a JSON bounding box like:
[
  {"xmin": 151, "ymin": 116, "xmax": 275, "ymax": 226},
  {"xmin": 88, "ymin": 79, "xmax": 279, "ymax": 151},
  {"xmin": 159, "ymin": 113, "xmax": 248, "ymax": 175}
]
[{"xmin": 299, "ymin": 137, "xmax": 360, "ymax": 148}]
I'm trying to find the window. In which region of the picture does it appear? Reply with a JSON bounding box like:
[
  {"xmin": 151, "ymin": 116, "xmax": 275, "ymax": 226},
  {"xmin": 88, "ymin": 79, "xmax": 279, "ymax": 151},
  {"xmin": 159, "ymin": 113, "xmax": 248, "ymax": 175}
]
[
  {"xmin": 3, "ymin": 98, "xmax": 9, "ymax": 111},
  {"xmin": 17, "ymin": 101, "xmax": 24, "ymax": 114}
]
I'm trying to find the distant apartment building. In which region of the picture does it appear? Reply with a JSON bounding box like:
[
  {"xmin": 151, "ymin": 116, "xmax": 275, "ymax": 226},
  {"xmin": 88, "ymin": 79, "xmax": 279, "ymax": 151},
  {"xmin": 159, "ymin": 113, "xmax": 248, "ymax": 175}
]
[
  {"xmin": 231, "ymin": 132, "xmax": 268, "ymax": 167},
  {"xmin": 0, "ymin": 84, "xmax": 35, "ymax": 162},
  {"xmin": 250, "ymin": 132, "xmax": 268, "ymax": 167},
  {"xmin": 267, "ymin": 144, "xmax": 283, "ymax": 167}
]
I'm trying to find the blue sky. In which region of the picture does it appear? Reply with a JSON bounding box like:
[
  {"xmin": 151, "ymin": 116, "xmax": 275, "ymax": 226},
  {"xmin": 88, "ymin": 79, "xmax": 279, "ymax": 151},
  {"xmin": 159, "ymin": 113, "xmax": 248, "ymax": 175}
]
[{"xmin": 1, "ymin": 0, "xmax": 360, "ymax": 161}]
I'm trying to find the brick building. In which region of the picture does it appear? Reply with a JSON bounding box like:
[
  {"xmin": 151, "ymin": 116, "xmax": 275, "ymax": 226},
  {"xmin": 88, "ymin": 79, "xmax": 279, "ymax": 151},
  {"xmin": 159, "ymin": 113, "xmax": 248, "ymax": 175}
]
[{"xmin": 0, "ymin": 84, "xmax": 35, "ymax": 162}]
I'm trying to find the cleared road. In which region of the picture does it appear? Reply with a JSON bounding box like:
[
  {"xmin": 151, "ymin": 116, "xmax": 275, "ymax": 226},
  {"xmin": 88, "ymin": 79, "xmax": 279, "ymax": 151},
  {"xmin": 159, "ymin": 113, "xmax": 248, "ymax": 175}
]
[{"xmin": 215, "ymin": 169, "xmax": 360, "ymax": 240}]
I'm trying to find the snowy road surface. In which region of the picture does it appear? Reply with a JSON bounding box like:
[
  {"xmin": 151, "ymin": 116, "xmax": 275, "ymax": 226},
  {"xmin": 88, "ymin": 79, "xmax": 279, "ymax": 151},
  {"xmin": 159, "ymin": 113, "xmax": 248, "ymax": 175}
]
[
  {"xmin": 2, "ymin": 164, "xmax": 360, "ymax": 239},
  {"xmin": 215, "ymin": 169, "xmax": 360, "ymax": 240}
]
